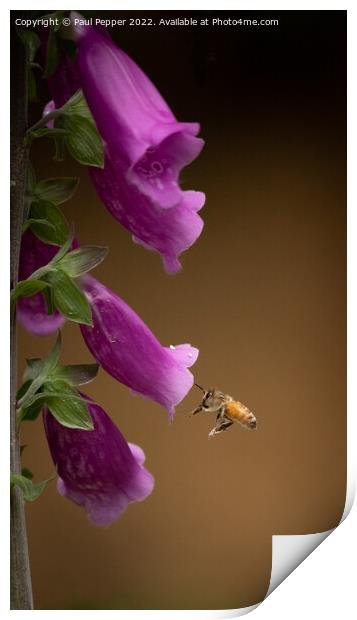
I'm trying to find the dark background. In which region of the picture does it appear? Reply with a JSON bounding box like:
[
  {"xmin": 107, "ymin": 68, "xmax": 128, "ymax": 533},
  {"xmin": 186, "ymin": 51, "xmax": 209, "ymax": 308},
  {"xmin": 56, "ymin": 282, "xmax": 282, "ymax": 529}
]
[{"xmin": 15, "ymin": 10, "xmax": 346, "ymax": 609}]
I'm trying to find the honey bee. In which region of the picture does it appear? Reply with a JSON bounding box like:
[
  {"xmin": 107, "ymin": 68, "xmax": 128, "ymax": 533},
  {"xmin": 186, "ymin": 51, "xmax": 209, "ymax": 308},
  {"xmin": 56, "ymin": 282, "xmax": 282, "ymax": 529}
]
[{"xmin": 191, "ymin": 384, "xmax": 257, "ymax": 438}]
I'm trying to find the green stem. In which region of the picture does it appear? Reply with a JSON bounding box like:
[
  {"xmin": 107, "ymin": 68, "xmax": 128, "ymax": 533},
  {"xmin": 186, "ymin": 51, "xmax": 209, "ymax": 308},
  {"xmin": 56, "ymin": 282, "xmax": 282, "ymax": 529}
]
[
  {"xmin": 26, "ymin": 109, "xmax": 59, "ymax": 134},
  {"xmin": 10, "ymin": 25, "xmax": 33, "ymax": 610}
]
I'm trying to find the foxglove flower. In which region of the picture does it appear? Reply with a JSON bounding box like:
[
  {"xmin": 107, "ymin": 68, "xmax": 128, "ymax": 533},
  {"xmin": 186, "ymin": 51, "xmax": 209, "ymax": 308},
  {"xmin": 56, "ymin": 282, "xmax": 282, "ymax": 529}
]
[
  {"xmin": 46, "ymin": 21, "xmax": 205, "ymax": 272},
  {"xmin": 80, "ymin": 275, "xmax": 198, "ymax": 419},
  {"xmin": 44, "ymin": 394, "xmax": 154, "ymax": 526},
  {"xmin": 17, "ymin": 229, "xmax": 65, "ymax": 335},
  {"xmin": 90, "ymin": 160, "xmax": 204, "ymax": 273},
  {"xmin": 72, "ymin": 14, "xmax": 204, "ymax": 210}
]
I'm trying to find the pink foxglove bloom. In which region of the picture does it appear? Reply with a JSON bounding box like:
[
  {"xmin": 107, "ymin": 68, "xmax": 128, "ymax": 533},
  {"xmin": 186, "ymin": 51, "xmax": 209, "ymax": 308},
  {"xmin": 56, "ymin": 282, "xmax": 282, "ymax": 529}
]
[
  {"xmin": 46, "ymin": 21, "xmax": 205, "ymax": 272},
  {"xmin": 81, "ymin": 276, "xmax": 198, "ymax": 419},
  {"xmin": 72, "ymin": 14, "xmax": 204, "ymax": 210},
  {"xmin": 90, "ymin": 161, "xmax": 204, "ymax": 273},
  {"xmin": 44, "ymin": 395, "xmax": 154, "ymax": 526},
  {"xmin": 17, "ymin": 229, "xmax": 65, "ymax": 336}
]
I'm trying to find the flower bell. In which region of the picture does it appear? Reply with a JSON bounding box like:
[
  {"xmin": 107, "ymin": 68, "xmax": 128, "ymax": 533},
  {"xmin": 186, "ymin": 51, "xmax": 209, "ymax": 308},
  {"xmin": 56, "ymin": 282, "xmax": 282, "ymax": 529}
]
[
  {"xmin": 81, "ymin": 275, "xmax": 199, "ymax": 419},
  {"xmin": 90, "ymin": 160, "xmax": 204, "ymax": 273},
  {"xmin": 72, "ymin": 14, "xmax": 204, "ymax": 210},
  {"xmin": 44, "ymin": 394, "xmax": 154, "ymax": 526},
  {"xmin": 45, "ymin": 18, "xmax": 205, "ymax": 272}
]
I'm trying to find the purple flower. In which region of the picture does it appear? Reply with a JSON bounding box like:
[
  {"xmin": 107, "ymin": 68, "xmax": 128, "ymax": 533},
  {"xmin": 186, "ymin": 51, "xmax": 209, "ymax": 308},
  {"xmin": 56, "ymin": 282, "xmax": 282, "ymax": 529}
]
[
  {"xmin": 80, "ymin": 275, "xmax": 198, "ymax": 419},
  {"xmin": 72, "ymin": 14, "xmax": 204, "ymax": 210},
  {"xmin": 42, "ymin": 99, "xmax": 56, "ymax": 127},
  {"xmin": 45, "ymin": 21, "xmax": 205, "ymax": 272},
  {"xmin": 44, "ymin": 394, "xmax": 154, "ymax": 526},
  {"xmin": 17, "ymin": 229, "xmax": 65, "ymax": 336},
  {"xmin": 90, "ymin": 159, "xmax": 204, "ymax": 273}
]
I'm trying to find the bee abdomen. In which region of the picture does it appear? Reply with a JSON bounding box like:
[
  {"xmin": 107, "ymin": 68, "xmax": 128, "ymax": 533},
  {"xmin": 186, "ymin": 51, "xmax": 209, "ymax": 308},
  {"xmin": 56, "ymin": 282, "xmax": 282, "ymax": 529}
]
[{"xmin": 225, "ymin": 401, "xmax": 252, "ymax": 422}]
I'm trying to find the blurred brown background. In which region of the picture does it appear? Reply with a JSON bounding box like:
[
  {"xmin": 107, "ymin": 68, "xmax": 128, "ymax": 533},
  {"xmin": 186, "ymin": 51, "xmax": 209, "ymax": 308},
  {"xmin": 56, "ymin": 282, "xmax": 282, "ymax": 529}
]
[{"xmin": 15, "ymin": 10, "xmax": 346, "ymax": 610}]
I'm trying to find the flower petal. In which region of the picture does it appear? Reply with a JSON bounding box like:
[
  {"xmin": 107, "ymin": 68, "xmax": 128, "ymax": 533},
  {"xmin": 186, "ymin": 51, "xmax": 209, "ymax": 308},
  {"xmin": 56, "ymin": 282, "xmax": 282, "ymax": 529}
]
[
  {"xmin": 44, "ymin": 394, "xmax": 154, "ymax": 527},
  {"xmin": 165, "ymin": 344, "xmax": 200, "ymax": 369},
  {"xmin": 80, "ymin": 276, "xmax": 198, "ymax": 418},
  {"xmin": 72, "ymin": 16, "xmax": 204, "ymax": 209},
  {"xmin": 128, "ymin": 443, "xmax": 146, "ymax": 466},
  {"xmin": 43, "ymin": 99, "xmax": 56, "ymax": 127},
  {"xmin": 45, "ymin": 22, "xmax": 205, "ymax": 270},
  {"xmin": 17, "ymin": 296, "xmax": 65, "ymax": 336},
  {"xmin": 127, "ymin": 131, "xmax": 204, "ymax": 209},
  {"xmin": 90, "ymin": 159, "xmax": 205, "ymax": 273}
]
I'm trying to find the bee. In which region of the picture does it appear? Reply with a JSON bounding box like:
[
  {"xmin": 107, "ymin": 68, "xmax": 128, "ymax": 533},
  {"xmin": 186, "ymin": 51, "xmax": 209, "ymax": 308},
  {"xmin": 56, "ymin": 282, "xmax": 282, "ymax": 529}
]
[{"xmin": 191, "ymin": 384, "xmax": 257, "ymax": 438}]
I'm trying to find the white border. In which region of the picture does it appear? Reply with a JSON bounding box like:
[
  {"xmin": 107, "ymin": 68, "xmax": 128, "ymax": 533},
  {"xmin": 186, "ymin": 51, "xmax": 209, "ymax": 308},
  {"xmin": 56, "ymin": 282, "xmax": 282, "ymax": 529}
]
[{"xmin": 2, "ymin": 2, "xmax": 354, "ymax": 618}]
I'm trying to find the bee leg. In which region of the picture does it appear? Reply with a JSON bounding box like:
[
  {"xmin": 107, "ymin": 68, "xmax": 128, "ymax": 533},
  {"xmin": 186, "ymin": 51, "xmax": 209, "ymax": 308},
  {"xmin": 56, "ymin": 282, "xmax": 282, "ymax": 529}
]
[
  {"xmin": 208, "ymin": 419, "xmax": 233, "ymax": 438},
  {"xmin": 191, "ymin": 405, "xmax": 203, "ymax": 416},
  {"xmin": 216, "ymin": 408, "xmax": 226, "ymax": 422},
  {"xmin": 207, "ymin": 411, "xmax": 225, "ymax": 436},
  {"xmin": 217, "ymin": 420, "xmax": 234, "ymax": 433}
]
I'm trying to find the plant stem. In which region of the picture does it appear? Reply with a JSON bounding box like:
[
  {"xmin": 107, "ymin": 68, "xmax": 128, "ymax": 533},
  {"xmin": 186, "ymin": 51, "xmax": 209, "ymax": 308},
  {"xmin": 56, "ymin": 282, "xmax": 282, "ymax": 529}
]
[
  {"xmin": 26, "ymin": 109, "xmax": 59, "ymax": 134},
  {"xmin": 10, "ymin": 26, "xmax": 33, "ymax": 610}
]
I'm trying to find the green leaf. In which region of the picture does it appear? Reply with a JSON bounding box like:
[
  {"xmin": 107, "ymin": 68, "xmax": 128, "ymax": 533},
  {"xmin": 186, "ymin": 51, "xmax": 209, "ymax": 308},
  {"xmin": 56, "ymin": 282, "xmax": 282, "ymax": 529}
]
[
  {"xmin": 26, "ymin": 89, "xmax": 103, "ymax": 167},
  {"xmin": 47, "ymin": 396, "xmax": 93, "ymax": 430},
  {"xmin": 42, "ymin": 284, "xmax": 55, "ymax": 315},
  {"xmin": 23, "ymin": 218, "xmax": 56, "ymax": 234},
  {"xmin": 17, "ymin": 333, "xmax": 62, "ymax": 408},
  {"xmin": 37, "ymin": 332, "xmax": 62, "ymax": 377},
  {"xmin": 61, "ymin": 89, "xmax": 93, "ymax": 119},
  {"xmin": 18, "ymin": 29, "xmax": 41, "ymax": 64},
  {"xmin": 44, "ymin": 380, "xmax": 93, "ymax": 430},
  {"xmin": 58, "ymin": 246, "xmax": 108, "ymax": 278},
  {"xmin": 21, "ymin": 467, "xmax": 34, "ymax": 480},
  {"xmin": 44, "ymin": 28, "xmax": 59, "ymax": 78},
  {"xmin": 34, "ymin": 177, "xmax": 79, "ymax": 206},
  {"xmin": 20, "ymin": 399, "xmax": 44, "ymax": 422},
  {"xmin": 19, "ymin": 385, "xmax": 91, "ymax": 423},
  {"xmin": 11, "ymin": 279, "xmax": 48, "ymax": 302},
  {"xmin": 52, "ymin": 363, "xmax": 99, "ymax": 386},
  {"xmin": 16, "ymin": 380, "xmax": 32, "ymax": 402},
  {"xmin": 26, "ymin": 359, "xmax": 98, "ymax": 390},
  {"xmin": 29, "ymin": 200, "xmax": 69, "ymax": 246},
  {"xmin": 57, "ymin": 115, "xmax": 104, "ymax": 168},
  {"xmin": 11, "ymin": 473, "xmax": 53, "ymax": 502},
  {"xmin": 23, "ymin": 358, "xmax": 42, "ymax": 383},
  {"xmin": 44, "ymin": 269, "xmax": 92, "ymax": 325},
  {"xmin": 20, "ymin": 388, "xmax": 85, "ymax": 409},
  {"xmin": 50, "ymin": 228, "xmax": 75, "ymax": 264},
  {"xmin": 18, "ymin": 229, "xmax": 73, "ymax": 283}
]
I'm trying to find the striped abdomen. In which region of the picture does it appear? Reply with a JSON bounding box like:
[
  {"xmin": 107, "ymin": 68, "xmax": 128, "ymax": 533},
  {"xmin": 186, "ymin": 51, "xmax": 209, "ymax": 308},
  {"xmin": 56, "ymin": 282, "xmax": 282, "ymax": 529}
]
[{"xmin": 225, "ymin": 400, "xmax": 254, "ymax": 426}]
